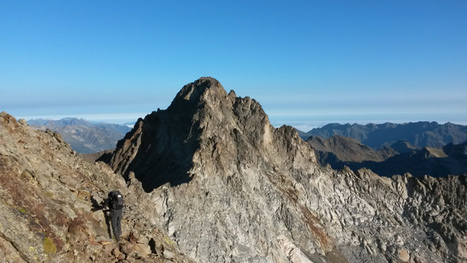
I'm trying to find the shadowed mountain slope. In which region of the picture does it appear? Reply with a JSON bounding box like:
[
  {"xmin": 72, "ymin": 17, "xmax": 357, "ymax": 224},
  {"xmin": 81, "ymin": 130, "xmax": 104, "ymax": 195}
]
[
  {"xmin": 341, "ymin": 141, "xmax": 467, "ymax": 177},
  {"xmin": 307, "ymin": 135, "xmax": 467, "ymax": 177},
  {"xmin": 307, "ymin": 135, "xmax": 397, "ymax": 165},
  {"xmin": 108, "ymin": 77, "xmax": 467, "ymax": 263}
]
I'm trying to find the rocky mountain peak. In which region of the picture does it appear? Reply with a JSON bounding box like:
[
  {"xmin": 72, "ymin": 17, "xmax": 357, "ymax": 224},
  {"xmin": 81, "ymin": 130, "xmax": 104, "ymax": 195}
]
[
  {"xmin": 109, "ymin": 77, "xmax": 312, "ymax": 192},
  {"xmin": 107, "ymin": 78, "xmax": 466, "ymax": 262},
  {"xmin": 2, "ymin": 73, "xmax": 467, "ymax": 263},
  {"xmin": 171, "ymin": 77, "xmax": 226, "ymax": 105}
]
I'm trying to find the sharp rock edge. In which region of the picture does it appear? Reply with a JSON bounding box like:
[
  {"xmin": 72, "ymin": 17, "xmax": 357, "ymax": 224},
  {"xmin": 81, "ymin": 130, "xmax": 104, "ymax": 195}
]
[{"xmin": 108, "ymin": 78, "xmax": 467, "ymax": 263}]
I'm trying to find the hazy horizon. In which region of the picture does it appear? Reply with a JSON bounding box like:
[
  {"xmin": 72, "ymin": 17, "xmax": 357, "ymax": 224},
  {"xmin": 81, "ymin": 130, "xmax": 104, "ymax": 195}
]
[{"xmin": 20, "ymin": 110, "xmax": 467, "ymax": 133}]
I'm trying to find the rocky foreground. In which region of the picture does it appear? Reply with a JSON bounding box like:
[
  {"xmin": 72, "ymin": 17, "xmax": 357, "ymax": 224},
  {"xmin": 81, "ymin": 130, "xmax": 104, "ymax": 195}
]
[
  {"xmin": 0, "ymin": 112, "xmax": 192, "ymax": 262},
  {"xmin": 1, "ymin": 77, "xmax": 466, "ymax": 263}
]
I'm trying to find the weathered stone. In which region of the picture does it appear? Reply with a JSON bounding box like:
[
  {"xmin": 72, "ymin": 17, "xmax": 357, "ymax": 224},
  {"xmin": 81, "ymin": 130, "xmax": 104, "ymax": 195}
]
[
  {"xmin": 108, "ymin": 78, "xmax": 466, "ymax": 262},
  {"xmin": 0, "ymin": 111, "xmax": 194, "ymax": 262},
  {"xmin": 1, "ymin": 77, "xmax": 466, "ymax": 263},
  {"xmin": 398, "ymin": 248, "xmax": 410, "ymax": 262}
]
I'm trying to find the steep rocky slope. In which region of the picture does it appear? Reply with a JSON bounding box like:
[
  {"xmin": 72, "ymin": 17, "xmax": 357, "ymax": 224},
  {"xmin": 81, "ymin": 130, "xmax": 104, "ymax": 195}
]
[
  {"xmin": 0, "ymin": 112, "xmax": 192, "ymax": 262},
  {"xmin": 109, "ymin": 77, "xmax": 467, "ymax": 262},
  {"xmin": 29, "ymin": 118, "xmax": 131, "ymax": 153},
  {"xmin": 307, "ymin": 135, "xmax": 396, "ymax": 165}
]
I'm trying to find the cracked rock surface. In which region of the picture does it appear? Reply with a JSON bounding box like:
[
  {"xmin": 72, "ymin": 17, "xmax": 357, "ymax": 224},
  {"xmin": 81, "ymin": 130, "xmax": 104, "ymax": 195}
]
[
  {"xmin": 0, "ymin": 112, "xmax": 193, "ymax": 262},
  {"xmin": 109, "ymin": 78, "xmax": 467, "ymax": 262},
  {"xmin": 1, "ymin": 77, "xmax": 466, "ymax": 263}
]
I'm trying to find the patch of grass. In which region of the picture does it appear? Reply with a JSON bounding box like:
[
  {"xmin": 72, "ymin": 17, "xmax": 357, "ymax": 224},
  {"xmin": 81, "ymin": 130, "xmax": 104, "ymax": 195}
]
[
  {"xmin": 164, "ymin": 235, "xmax": 175, "ymax": 246},
  {"xmin": 43, "ymin": 237, "xmax": 57, "ymax": 254}
]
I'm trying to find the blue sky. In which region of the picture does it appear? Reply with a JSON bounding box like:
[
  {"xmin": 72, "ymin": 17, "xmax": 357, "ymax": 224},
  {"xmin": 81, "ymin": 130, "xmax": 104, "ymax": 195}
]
[{"xmin": 1, "ymin": 1, "xmax": 466, "ymax": 131}]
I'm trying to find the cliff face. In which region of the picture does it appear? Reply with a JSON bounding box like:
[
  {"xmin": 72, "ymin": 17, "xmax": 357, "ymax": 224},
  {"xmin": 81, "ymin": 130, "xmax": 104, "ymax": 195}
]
[
  {"xmin": 109, "ymin": 77, "xmax": 467, "ymax": 262},
  {"xmin": 0, "ymin": 112, "xmax": 192, "ymax": 262}
]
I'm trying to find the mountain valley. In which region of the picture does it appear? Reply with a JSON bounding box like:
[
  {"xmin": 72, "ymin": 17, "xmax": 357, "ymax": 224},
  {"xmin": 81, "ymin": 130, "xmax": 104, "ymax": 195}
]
[
  {"xmin": 308, "ymin": 135, "xmax": 467, "ymax": 177},
  {"xmin": 300, "ymin": 122, "xmax": 467, "ymax": 149},
  {"xmin": 28, "ymin": 118, "xmax": 132, "ymax": 154}
]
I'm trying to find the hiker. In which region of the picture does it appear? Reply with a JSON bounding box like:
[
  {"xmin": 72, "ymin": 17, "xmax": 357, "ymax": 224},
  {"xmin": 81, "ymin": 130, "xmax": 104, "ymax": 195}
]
[{"xmin": 103, "ymin": 190, "xmax": 124, "ymax": 241}]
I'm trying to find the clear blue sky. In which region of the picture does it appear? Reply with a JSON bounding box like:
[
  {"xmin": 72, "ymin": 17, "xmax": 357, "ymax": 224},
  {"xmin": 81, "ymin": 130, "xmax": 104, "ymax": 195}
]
[{"xmin": 1, "ymin": 1, "xmax": 466, "ymax": 131}]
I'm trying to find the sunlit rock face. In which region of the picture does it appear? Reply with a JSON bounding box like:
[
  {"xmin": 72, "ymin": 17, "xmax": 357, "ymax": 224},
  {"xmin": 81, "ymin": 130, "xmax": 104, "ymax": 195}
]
[
  {"xmin": 1, "ymin": 77, "xmax": 464, "ymax": 263},
  {"xmin": 109, "ymin": 78, "xmax": 467, "ymax": 263},
  {"xmin": 0, "ymin": 111, "xmax": 193, "ymax": 262}
]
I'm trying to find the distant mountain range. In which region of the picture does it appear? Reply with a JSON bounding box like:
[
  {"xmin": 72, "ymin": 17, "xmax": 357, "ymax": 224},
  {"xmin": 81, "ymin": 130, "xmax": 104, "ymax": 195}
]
[
  {"xmin": 299, "ymin": 122, "xmax": 467, "ymax": 149},
  {"xmin": 28, "ymin": 118, "xmax": 132, "ymax": 153},
  {"xmin": 308, "ymin": 135, "xmax": 467, "ymax": 177},
  {"xmin": 304, "ymin": 122, "xmax": 467, "ymax": 177},
  {"xmin": 307, "ymin": 135, "xmax": 397, "ymax": 164},
  {"xmin": 2, "ymin": 78, "xmax": 466, "ymax": 262}
]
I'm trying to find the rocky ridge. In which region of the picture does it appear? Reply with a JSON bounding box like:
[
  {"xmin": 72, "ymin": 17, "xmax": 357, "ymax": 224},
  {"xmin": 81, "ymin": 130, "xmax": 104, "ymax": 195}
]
[
  {"xmin": 307, "ymin": 135, "xmax": 397, "ymax": 165},
  {"xmin": 323, "ymin": 140, "xmax": 467, "ymax": 178},
  {"xmin": 302, "ymin": 122, "xmax": 467, "ymax": 149},
  {"xmin": 108, "ymin": 77, "xmax": 467, "ymax": 262},
  {"xmin": 0, "ymin": 112, "xmax": 192, "ymax": 262},
  {"xmin": 307, "ymin": 135, "xmax": 467, "ymax": 177}
]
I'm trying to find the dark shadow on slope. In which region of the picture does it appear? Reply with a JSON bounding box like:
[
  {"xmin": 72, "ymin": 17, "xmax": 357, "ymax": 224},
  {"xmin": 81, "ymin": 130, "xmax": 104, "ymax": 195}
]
[
  {"xmin": 116, "ymin": 92, "xmax": 205, "ymax": 192},
  {"xmin": 90, "ymin": 196, "xmax": 105, "ymax": 211},
  {"xmin": 124, "ymin": 111, "xmax": 198, "ymax": 192},
  {"xmin": 330, "ymin": 153, "xmax": 466, "ymax": 178},
  {"xmin": 104, "ymin": 211, "xmax": 112, "ymax": 239},
  {"xmin": 90, "ymin": 196, "xmax": 113, "ymax": 239},
  {"xmin": 321, "ymin": 141, "xmax": 467, "ymax": 177},
  {"xmin": 107, "ymin": 78, "xmax": 229, "ymax": 192}
]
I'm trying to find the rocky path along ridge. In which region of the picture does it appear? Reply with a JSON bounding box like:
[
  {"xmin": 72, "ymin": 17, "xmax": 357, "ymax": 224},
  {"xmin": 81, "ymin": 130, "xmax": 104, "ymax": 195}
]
[{"xmin": 0, "ymin": 111, "xmax": 193, "ymax": 262}]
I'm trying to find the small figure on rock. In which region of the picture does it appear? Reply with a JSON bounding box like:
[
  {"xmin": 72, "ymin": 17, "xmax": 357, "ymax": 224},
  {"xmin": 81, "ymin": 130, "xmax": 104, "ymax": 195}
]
[{"xmin": 102, "ymin": 190, "xmax": 124, "ymax": 241}]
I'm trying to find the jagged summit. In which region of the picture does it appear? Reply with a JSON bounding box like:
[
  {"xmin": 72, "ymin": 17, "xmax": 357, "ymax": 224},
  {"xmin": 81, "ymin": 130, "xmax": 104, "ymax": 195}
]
[
  {"xmin": 171, "ymin": 77, "xmax": 225, "ymax": 105},
  {"xmin": 109, "ymin": 77, "xmax": 310, "ymax": 191},
  {"xmin": 107, "ymin": 78, "xmax": 466, "ymax": 262},
  {"xmin": 1, "ymin": 75, "xmax": 466, "ymax": 262}
]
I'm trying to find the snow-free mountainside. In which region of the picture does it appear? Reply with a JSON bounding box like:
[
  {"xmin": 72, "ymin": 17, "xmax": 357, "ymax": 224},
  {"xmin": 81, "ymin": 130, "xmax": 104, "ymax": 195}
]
[
  {"xmin": 28, "ymin": 118, "xmax": 132, "ymax": 154},
  {"xmin": 1, "ymin": 77, "xmax": 466, "ymax": 262},
  {"xmin": 300, "ymin": 122, "xmax": 467, "ymax": 149}
]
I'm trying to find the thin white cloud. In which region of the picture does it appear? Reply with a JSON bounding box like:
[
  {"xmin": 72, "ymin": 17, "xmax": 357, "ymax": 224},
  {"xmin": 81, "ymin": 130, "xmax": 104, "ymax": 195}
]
[{"xmin": 17, "ymin": 112, "xmax": 146, "ymax": 124}]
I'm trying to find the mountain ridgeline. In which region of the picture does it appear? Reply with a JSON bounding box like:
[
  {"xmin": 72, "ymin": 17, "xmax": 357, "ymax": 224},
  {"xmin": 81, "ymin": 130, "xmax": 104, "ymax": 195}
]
[
  {"xmin": 29, "ymin": 118, "xmax": 132, "ymax": 154},
  {"xmin": 301, "ymin": 122, "xmax": 467, "ymax": 149},
  {"xmin": 107, "ymin": 77, "xmax": 466, "ymax": 262},
  {"xmin": 0, "ymin": 77, "xmax": 466, "ymax": 262},
  {"xmin": 308, "ymin": 135, "xmax": 467, "ymax": 177},
  {"xmin": 0, "ymin": 112, "xmax": 192, "ymax": 262}
]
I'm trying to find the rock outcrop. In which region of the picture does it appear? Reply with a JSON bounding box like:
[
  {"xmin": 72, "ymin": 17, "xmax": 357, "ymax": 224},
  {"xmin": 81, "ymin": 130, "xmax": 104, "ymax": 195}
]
[
  {"xmin": 109, "ymin": 77, "xmax": 467, "ymax": 262},
  {"xmin": 0, "ymin": 112, "xmax": 193, "ymax": 262}
]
